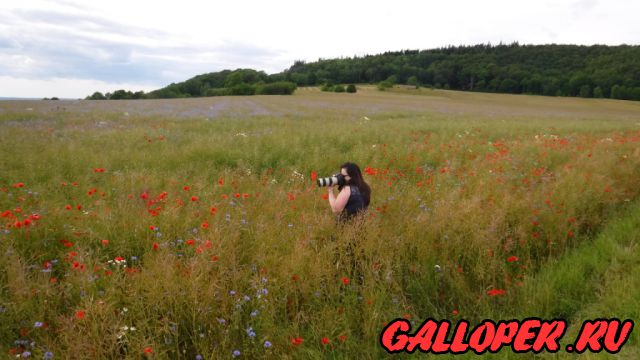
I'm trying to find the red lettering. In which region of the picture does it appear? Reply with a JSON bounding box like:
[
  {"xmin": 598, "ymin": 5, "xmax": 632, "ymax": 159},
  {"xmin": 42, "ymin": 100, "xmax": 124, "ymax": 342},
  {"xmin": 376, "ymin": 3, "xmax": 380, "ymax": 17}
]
[
  {"xmin": 513, "ymin": 319, "xmax": 540, "ymax": 351},
  {"xmin": 407, "ymin": 320, "xmax": 438, "ymax": 352},
  {"xmin": 450, "ymin": 321, "xmax": 470, "ymax": 353},
  {"xmin": 490, "ymin": 321, "xmax": 519, "ymax": 352},
  {"xmin": 575, "ymin": 320, "xmax": 608, "ymax": 352},
  {"xmin": 469, "ymin": 321, "xmax": 495, "ymax": 353},
  {"xmin": 380, "ymin": 319, "xmax": 410, "ymax": 352},
  {"xmin": 603, "ymin": 319, "xmax": 634, "ymax": 353},
  {"xmin": 532, "ymin": 320, "xmax": 566, "ymax": 352}
]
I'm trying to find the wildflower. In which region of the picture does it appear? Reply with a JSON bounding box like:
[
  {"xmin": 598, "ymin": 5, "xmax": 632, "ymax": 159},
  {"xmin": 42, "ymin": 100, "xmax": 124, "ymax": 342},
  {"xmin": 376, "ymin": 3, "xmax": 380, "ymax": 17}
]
[
  {"xmin": 153, "ymin": 243, "xmax": 159, "ymax": 250},
  {"xmin": 140, "ymin": 192, "xmax": 149, "ymax": 200},
  {"xmin": 264, "ymin": 341, "xmax": 272, "ymax": 348},
  {"xmin": 144, "ymin": 347, "xmax": 153, "ymax": 354},
  {"xmin": 338, "ymin": 335, "xmax": 347, "ymax": 342},
  {"xmin": 452, "ymin": 309, "xmax": 459, "ymax": 316},
  {"xmin": 291, "ymin": 274, "xmax": 299, "ymax": 282},
  {"xmin": 507, "ymin": 256, "xmax": 518, "ymax": 262},
  {"xmin": 250, "ymin": 310, "xmax": 259, "ymax": 317},
  {"xmin": 75, "ymin": 310, "xmax": 85, "ymax": 320},
  {"xmin": 321, "ymin": 337, "xmax": 329, "ymax": 345},
  {"xmin": 210, "ymin": 206, "xmax": 217, "ymax": 214},
  {"xmin": 341, "ymin": 277, "xmax": 350, "ymax": 285},
  {"xmin": 290, "ymin": 336, "xmax": 303, "ymax": 346},
  {"xmin": 101, "ymin": 239, "xmax": 109, "ymax": 246},
  {"xmin": 218, "ymin": 178, "xmax": 224, "ymax": 186},
  {"xmin": 34, "ymin": 321, "xmax": 43, "ymax": 328},
  {"xmin": 183, "ymin": 186, "xmax": 190, "ymax": 191},
  {"xmin": 201, "ymin": 222, "xmax": 209, "ymax": 229},
  {"xmin": 21, "ymin": 351, "xmax": 31, "ymax": 358},
  {"xmin": 232, "ymin": 349, "xmax": 241, "ymax": 357},
  {"xmin": 44, "ymin": 352, "xmax": 53, "ymax": 359},
  {"xmin": 487, "ymin": 289, "xmax": 506, "ymax": 297},
  {"xmin": 196, "ymin": 355, "xmax": 203, "ymax": 360},
  {"xmin": 311, "ymin": 171, "xmax": 318, "ymax": 181}
]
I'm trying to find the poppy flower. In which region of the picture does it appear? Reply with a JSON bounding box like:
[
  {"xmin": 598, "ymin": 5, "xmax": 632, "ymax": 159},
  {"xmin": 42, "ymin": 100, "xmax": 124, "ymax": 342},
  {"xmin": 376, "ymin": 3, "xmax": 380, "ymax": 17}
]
[
  {"xmin": 338, "ymin": 335, "xmax": 347, "ymax": 342},
  {"xmin": 201, "ymin": 222, "xmax": 209, "ymax": 229},
  {"xmin": 143, "ymin": 347, "xmax": 153, "ymax": 354},
  {"xmin": 341, "ymin": 277, "xmax": 350, "ymax": 285},
  {"xmin": 487, "ymin": 289, "xmax": 506, "ymax": 296},
  {"xmin": 311, "ymin": 171, "xmax": 318, "ymax": 181},
  {"xmin": 140, "ymin": 192, "xmax": 149, "ymax": 200},
  {"xmin": 321, "ymin": 337, "xmax": 329, "ymax": 345},
  {"xmin": 186, "ymin": 239, "xmax": 195, "ymax": 245},
  {"xmin": 183, "ymin": 186, "xmax": 190, "ymax": 191},
  {"xmin": 191, "ymin": 196, "xmax": 198, "ymax": 202},
  {"xmin": 218, "ymin": 178, "xmax": 224, "ymax": 186},
  {"xmin": 153, "ymin": 243, "xmax": 158, "ymax": 250},
  {"xmin": 290, "ymin": 336, "xmax": 303, "ymax": 346},
  {"xmin": 101, "ymin": 239, "xmax": 109, "ymax": 246},
  {"xmin": 12, "ymin": 182, "xmax": 25, "ymax": 188},
  {"xmin": 291, "ymin": 274, "xmax": 299, "ymax": 281},
  {"xmin": 75, "ymin": 310, "xmax": 85, "ymax": 320},
  {"xmin": 243, "ymin": 193, "xmax": 249, "ymax": 198},
  {"xmin": 210, "ymin": 206, "xmax": 217, "ymax": 214},
  {"xmin": 507, "ymin": 256, "xmax": 518, "ymax": 262}
]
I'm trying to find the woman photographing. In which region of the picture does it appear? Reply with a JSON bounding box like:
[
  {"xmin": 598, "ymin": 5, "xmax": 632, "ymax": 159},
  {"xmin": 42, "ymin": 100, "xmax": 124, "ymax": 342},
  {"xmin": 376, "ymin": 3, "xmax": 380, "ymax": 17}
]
[{"xmin": 326, "ymin": 162, "xmax": 371, "ymax": 223}]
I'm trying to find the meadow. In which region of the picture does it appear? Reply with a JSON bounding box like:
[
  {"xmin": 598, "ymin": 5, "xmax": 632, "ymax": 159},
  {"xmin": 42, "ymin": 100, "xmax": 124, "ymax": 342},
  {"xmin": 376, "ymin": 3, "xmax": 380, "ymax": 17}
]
[{"xmin": 1, "ymin": 87, "xmax": 640, "ymax": 359}]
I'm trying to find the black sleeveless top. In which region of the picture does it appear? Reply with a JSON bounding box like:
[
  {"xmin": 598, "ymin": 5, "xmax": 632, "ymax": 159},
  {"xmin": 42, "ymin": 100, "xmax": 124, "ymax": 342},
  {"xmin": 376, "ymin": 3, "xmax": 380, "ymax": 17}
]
[{"xmin": 337, "ymin": 185, "xmax": 367, "ymax": 222}]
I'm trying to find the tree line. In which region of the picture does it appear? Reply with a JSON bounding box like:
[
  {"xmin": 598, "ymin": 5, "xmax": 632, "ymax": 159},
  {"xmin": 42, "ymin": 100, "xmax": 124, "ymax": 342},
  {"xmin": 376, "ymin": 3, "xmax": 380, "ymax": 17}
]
[
  {"xmin": 86, "ymin": 69, "xmax": 297, "ymax": 100},
  {"xmin": 282, "ymin": 43, "xmax": 640, "ymax": 100},
  {"xmin": 87, "ymin": 43, "xmax": 640, "ymax": 101}
]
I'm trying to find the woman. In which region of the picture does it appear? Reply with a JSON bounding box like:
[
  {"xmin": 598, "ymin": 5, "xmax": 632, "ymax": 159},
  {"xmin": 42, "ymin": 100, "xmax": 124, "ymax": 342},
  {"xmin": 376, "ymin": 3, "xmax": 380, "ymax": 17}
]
[{"xmin": 327, "ymin": 162, "xmax": 371, "ymax": 223}]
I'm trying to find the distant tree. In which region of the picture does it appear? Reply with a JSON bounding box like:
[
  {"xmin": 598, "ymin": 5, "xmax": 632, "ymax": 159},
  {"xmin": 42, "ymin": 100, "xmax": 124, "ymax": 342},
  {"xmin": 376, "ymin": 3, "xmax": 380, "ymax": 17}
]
[
  {"xmin": 346, "ymin": 84, "xmax": 357, "ymax": 93},
  {"xmin": 579, "ymin": 85, "xmax": 591, "ymax": 98},
  {"xmin": 334, "ymin": 85, "xmax": 345, "ymax": 93},
  {"xmin": 611, "ymin": 85, "xmax": 622, "ymax": 99},
  {"xmin": 50, "ymin": 97, "xmax": 59, "ymax": 100},
  {"xmin": 407, "ymin": 76, "xmax": 419, "ymax": 88},
  {"xmin": 377, "ymin": 80, "xmax": 393, "ymax": 90},
  {"xmin": 593, "ymin": 86, "xmax": 604, "ymax": 98},
  {"xmin": 256, "ymin": 82, "xmax": 297, "ymax": 95},
  {"xmin": 88, "ymin": 91, "xmax": 107, "ymax": 100}
]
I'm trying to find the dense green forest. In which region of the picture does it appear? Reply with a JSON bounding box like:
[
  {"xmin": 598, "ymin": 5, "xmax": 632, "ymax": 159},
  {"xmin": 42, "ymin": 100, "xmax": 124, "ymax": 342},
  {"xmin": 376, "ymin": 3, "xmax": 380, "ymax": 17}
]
[
  {"xmin": 281, "ymin": 43, "xmax": 640, "ymax": 100},
  {"xmin": 87, "ymin": 43, "xmax": 640, "ymax": 101}
]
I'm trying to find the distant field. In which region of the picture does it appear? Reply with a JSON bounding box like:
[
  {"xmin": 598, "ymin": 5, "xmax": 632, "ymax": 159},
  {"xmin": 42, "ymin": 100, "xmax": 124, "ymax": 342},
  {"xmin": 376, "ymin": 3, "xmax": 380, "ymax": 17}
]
[{"xmin": 1, "ymin": 87, "xmax": 640, "ymax": 359}]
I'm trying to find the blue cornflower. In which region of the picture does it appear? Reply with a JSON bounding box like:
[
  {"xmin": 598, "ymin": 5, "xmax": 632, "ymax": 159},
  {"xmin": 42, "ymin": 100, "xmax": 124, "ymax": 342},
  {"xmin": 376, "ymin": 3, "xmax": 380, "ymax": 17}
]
[
  {"xmin": 264, "ymin": 341, "xmax": 272, "ymax": 348},
  {"xmin": 232, "ymin": 349, "xmax": 241, "ymax": 357}
]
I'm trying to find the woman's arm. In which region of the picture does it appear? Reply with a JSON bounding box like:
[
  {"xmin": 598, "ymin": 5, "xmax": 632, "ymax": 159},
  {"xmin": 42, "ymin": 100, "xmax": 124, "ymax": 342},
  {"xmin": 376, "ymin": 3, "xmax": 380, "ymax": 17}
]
[{"xmin": 328, "ymin": 186, "xmax": 350, "ymax": 214}]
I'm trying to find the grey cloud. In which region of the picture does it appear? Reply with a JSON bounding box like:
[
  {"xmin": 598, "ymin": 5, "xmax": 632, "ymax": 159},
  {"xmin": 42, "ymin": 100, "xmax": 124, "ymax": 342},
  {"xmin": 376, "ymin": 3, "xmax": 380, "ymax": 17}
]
[{"xmin": 0, "ymin": 6, "xmax": 285, "ymax": 88}]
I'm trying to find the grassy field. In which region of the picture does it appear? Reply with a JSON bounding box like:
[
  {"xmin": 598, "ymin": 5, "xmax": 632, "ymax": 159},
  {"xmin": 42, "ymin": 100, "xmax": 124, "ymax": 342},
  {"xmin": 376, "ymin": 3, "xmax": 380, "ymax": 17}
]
[{"xmin": 1, "ymin": 87, "xmax": 640, "ymax": 359}]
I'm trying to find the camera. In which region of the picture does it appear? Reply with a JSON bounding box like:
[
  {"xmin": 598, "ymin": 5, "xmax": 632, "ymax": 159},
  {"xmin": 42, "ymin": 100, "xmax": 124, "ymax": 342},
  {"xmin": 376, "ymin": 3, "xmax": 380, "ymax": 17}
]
[{"xmin": 317, "ymin": 173, "xmax": 346, "ymax": 187}]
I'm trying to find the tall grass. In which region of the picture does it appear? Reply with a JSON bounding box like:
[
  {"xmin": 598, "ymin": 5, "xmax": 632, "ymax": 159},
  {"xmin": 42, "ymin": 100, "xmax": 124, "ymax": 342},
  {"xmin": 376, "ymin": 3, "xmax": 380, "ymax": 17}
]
[{"xmin": 1, "ymin": 91, "xmax": 640, "ymax": 358}]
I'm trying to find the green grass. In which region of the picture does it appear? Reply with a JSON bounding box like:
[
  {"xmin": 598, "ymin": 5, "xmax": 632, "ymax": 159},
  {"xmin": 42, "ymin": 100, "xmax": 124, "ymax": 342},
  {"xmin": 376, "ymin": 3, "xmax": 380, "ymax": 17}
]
[{"xmin": 0, "ymin": 89, "xmax": 639, "ymax": 358}]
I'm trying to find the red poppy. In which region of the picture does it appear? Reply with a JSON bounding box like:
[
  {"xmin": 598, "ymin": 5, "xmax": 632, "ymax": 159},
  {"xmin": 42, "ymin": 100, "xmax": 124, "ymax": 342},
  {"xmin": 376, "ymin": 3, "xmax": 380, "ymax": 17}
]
[
  {"xmin": 12, "ymin": 182, "xmax": 25, "ymax": 188},
  {"xmin": 211, "ymin": 255, "xmax": 219, "ymax": 261},
  {"xmin": 218, "ymin": 178, "xmax": 224, "ymax": 186},
  {"xmin": 321, "ymin": 337, "xmax": 329, "ymax": 345},
  {"xmin": 452, "ymin": 309, "xmax": 459, "ymax": 316},
  {"xmin": 186, "ymin": 239, "xmax": 195, "ymax": 245},
  {"xmin": 183, "ymin": 186, "xmax": 190, "ymax": 191},
  {"xmin": 144, "ymin": 347, "xmax": 153, "ymax": 354},
  {"xmin": 201, "ymin": 222, "xmax": 209, "ymax": 229},
  {"xmin": 291, "ymin": 274, "xmax": 299, "ymax": 281},
  {"xmin": 487, "ymin": 289, "xmax": 506, "ymax": 296},
  {"xmin": 507, "ymin": 256, "xmax": 518, "ymax": 262},
  {"xmin": 75, "ymin": 310, "xmax": 85, "ymax": 320},
  {"xmin": 287, "ymin": 193, "xmax": 295, "ymax": 201},
  {"xmin": 290, "ymin": 337, "xmax": 303, "ymax": 346},
  {"xmin": 210, "ymin": 206, "xmax": 217, "ymax": 214},
  {"xmin": 190, "ymin": 196, "xmax": 198, "ymax": 202},
  {"xmin": 153, "ymin": 243, "xmax": 158, "ymax": 250},
  {"xmin": 93, "ymin": 168, "xmax": 105, "ymax": 173},
  {"xmin": 234, "ymin": 193, "xmax": 241, "ymax": 198},
  {"xmin": 567, "ymin": 231, "xmax": 574, "ymax": 238},
  {"xmin": 114, "ymin": 256, "xmax": 125, "ymax": 262},
  {"xmin": 140, "ymin": 192, "xmax": 149, "ymax": 200},
  {"xmin": 101, "ymin": 239, "xmax": 109, "ymax": 246},
  {"xmin": 243, "ymin": 193, "xmax": 249, "ymax": 198},
  {"xmin": 341, "ymin": 277, "xmax": 350, "ymax": 285},
  {"xmin": 311, "ymin": 171, "xmax": 318, "ymax": 181},
  {"xmin": 321, "ymin": 194, "xmax": 329, "ymax": 200},
  {"xmin": 338, "ymin": 335, "xmax": 347, "ymax": 343}
]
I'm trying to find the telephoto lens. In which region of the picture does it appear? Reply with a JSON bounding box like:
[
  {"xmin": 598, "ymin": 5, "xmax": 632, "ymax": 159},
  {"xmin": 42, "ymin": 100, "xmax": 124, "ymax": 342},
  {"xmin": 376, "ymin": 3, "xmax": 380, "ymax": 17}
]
[{"xmin": 317, "ymin": 173, "xmax": 345, "ymax": 187}]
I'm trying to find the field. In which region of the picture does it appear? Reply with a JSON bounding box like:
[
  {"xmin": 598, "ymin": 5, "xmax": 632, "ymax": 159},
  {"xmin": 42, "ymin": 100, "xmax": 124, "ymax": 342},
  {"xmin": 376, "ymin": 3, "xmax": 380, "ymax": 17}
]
[{"xmin": 1, "ymin": 86, "xmax": 640, "ymax": 359}]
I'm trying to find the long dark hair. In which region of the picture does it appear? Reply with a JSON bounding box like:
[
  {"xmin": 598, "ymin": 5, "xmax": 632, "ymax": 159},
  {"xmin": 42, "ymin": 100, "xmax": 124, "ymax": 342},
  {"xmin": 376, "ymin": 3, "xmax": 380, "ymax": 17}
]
[{"xmin": 339, "ymin": 162, "xmax": 371, "ymax": 206}]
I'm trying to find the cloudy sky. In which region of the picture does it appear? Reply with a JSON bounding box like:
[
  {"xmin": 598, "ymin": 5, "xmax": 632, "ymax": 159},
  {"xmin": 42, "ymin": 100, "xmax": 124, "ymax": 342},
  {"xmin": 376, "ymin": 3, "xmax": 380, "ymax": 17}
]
[{"xmin": 1, "ymin": 0, "xmax": 638, "ymax": 98}]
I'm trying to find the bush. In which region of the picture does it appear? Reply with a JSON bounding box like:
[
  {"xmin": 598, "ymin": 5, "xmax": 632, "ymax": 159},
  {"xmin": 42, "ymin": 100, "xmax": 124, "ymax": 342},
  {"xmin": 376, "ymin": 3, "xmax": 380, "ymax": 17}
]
[
  {"xmin": 320, "ymin": 82, "xmax": 334, "ymax": 92},
  {"xmin": 377, "ymin": 81, "xmax": 393, "ymax": 91},
  {"xmin": 593, "ymin": 86, "xmax": 604, "ymax": 98},
  {"xmin": 346, "ymin": 84, "xmax": 357, "ymax": 93},
  {"xmin": 229, "ymin": 83, "xmax": 256, "ymax": 96},
  {"xmin": 333, "ymin": 85, "xmax": 345, "ymax": 93},
  {"xmin": 256, "ymin": 81, "xmax": 297, "ymax": 95},
  {"xmin": 205, "ymin": 88, "xmax": 231, "ymax": 97}
]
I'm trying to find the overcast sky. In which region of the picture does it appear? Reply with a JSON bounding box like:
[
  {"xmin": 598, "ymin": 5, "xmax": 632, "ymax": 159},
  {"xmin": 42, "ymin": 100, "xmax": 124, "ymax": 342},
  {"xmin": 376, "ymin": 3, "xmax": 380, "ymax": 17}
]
[{"xmin": 1, "ymin": 0, "xmax": 638, "ymax": 98}]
